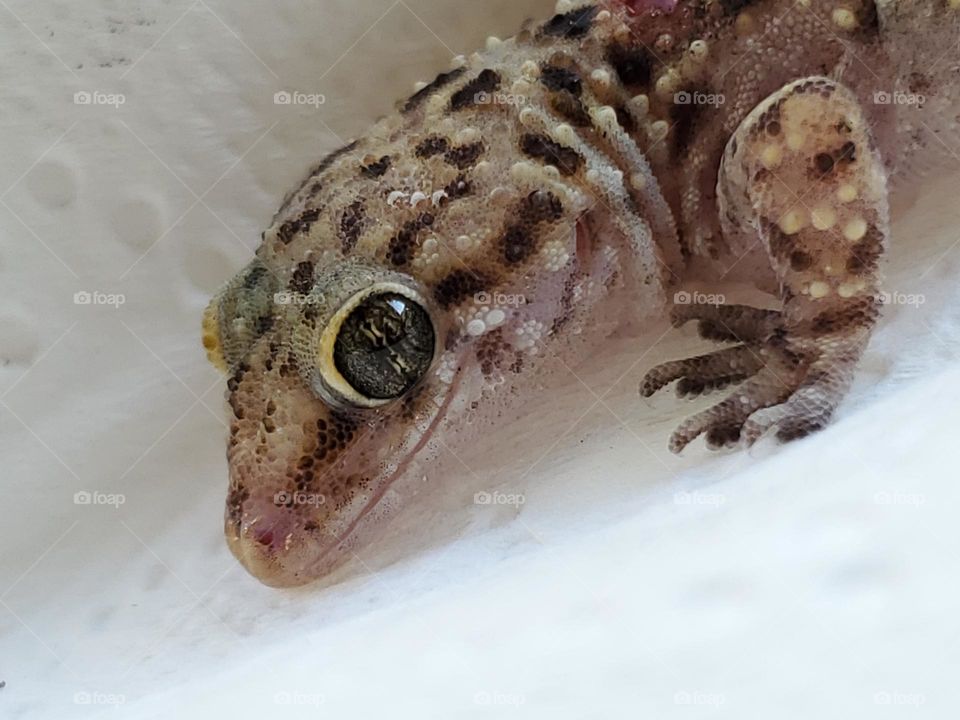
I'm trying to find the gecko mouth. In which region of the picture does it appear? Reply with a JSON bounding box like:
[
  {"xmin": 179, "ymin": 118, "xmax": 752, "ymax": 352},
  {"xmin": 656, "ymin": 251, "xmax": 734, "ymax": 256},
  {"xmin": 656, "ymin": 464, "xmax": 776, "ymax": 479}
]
[{"xmin": 226, "ymin": 373, "xmax": 459, "ymax": 587}]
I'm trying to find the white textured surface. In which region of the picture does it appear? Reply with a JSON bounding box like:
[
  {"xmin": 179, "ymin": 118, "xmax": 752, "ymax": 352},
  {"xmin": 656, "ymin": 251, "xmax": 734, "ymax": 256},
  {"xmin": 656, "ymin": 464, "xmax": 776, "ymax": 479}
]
[{"xmin": 2, "ymin": 1, "xmax": 959, "ymax": 718}]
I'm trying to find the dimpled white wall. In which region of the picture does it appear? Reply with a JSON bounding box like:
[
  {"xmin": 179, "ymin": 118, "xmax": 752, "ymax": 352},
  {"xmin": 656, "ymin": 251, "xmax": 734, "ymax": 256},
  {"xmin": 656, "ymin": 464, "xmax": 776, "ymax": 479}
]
[{"xmin": 2, "ymin": 1, "xmax": 959, "ymax": 718}]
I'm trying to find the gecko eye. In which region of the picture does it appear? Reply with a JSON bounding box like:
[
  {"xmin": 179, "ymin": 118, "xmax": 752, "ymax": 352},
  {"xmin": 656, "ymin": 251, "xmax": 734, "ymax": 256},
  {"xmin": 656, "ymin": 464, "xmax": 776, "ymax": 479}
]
[{"xmin": 315, "ymin": 285, "xmax": 435, "ymax": 407}]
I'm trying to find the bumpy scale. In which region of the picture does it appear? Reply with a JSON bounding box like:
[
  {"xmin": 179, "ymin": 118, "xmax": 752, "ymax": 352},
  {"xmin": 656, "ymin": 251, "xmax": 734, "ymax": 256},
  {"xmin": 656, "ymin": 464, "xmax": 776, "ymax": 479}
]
[{"xmin": 203, "ymin": 0, "xmax": 960, "ymax": 585}]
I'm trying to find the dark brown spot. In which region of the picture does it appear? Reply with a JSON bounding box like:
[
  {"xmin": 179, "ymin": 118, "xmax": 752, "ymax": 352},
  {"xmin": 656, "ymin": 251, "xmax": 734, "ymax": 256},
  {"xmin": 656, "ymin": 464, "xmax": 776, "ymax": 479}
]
[
  {"xmin": 444, "ymin": 142, "xmax": 484, "ymax": 169},
  {"xmin": 789, "ymin": 250, "xmax": 813, "ymax": 271},
  {"xmin": 450, "ymin": 69, "xmax": 501, "ymax": 111},
  {"xmin": 520, "ymin": 189, "xmax": 564, "ymax": 223},
  {"xmin": 540, "ymin": 64, "xmax": 582, "ymax": 95},
  {"xmin": 846, "ymin": 225, "xmax": 884, "ymax": 275},
  {"xmin": 501, "ymin": 226, "xmax": 535, "ymax": 265},
  {"xmin": 807, "ymin": 298, "xmax": 880, "ymax": 336},
  {"xmin": 814, "ymin": 153, "xmax": 835, "ymax": 174},
  {"xmin": 839, "ymin": 141, "xmax": 857, "ymax": 163},
  {"xmin": 433, "ymin": 270, "xmax": 489, "ymax": 309},
  {"xmin": 441, "ymin": 174, "xmax": 471, "ymax": 201},
  {"xmin": 549, "ymin": 91, "xmax": 591, "ymax": 127},
  {"xmin": 670, "ymin": 92, "xmax": 703, "ymax": 157},
  {"xmin": 537, "ymin": 5, "xmax": 599, "ymax": 39},
  {"xmin": 605, "ymin": 42, "xmax": 653, "ymax": 87},
  {"xmin": 254, "ymin": 315, "xmax": 274, "ymax": 335},
  {"xmin": 289, "ymin": 260, "xmax": 314, "ymax": 294},
  {"xmin": 520, "ymin": 133, "xmax": 583, "ymax": 175},
  {"xmin": 387, "ymin": 213, "xmax": 434, "ymax": 266},
  {"xmin": 360, "ymin": 155, "xmax": 391, "ymax": 178},
  {"xmin": 719, "ymin": 0, "xmax": 758, "ymax": 14},
  {"xmin": 415, "ymin": 136, "xmax": 449, "ymax": 158},
  {"xmin": 242, "ymin": 264, "xmax": 267, "ymax": 290},
  {"xmin": 475, "ymin": 329, "xmax": 505, "ymax": 376},
  {"xmin": 277, "ymin": 207, "xmax": 321, "ymax": 245},
  {"xmin": 908, "ymin": 71, "xmax": 932, "ymax": 97},
  {"xmin": 614, "ymin": 105, "xmax": 636, "ymax": 134},
  {"xmin": 339, "ymin": 200, "xmax": 365, "ymax": 254},
  {"xmin": 404, "ymin": 67, "xmax": 466, "ymax": 113}
]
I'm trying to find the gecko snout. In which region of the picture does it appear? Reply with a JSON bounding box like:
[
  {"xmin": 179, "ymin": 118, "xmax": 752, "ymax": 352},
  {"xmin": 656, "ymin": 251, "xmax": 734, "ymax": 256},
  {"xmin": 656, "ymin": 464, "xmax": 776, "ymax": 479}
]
[{"xmin": 225, "ymin": 515, "xmax": 311, "ymax": 588}]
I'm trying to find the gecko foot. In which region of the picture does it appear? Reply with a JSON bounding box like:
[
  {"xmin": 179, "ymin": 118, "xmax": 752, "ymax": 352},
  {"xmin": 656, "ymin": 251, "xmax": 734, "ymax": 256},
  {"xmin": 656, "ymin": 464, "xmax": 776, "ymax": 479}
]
[{"xmin": 642, "ymin": 303, "xmax": 865, "ymax": 453}]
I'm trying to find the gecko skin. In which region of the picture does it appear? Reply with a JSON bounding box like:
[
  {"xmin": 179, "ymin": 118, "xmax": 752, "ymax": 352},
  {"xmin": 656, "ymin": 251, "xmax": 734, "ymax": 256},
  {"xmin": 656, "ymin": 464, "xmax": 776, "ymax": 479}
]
[{"xmin": 204, "ymin": 0, "xmax": 960, "ymax": 586}]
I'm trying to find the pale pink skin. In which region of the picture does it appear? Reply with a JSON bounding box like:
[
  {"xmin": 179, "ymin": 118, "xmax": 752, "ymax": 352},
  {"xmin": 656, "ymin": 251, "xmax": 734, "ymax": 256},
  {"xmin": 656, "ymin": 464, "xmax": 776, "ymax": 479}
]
[{"xmin": 210, "ymin": 0, "xmax": 960, "ymax": 586}]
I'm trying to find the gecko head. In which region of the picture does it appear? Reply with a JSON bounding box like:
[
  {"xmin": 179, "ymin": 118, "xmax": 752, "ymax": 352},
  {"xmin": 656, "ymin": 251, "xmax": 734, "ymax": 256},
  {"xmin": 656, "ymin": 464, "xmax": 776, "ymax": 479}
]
[
  {"xmin": 202, "ymin": 198, "xmax": 608, "ymax": 587},
  {"xmin": 204, "ymin": 259, "xmax": 455, "ymax": 587}
]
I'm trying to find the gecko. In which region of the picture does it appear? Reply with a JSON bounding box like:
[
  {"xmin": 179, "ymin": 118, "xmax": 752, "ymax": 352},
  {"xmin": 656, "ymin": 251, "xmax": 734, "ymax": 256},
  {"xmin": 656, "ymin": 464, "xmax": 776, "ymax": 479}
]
[{"xmin": 202, "ymin": 0, "xmax": 960, "ymax": 586}]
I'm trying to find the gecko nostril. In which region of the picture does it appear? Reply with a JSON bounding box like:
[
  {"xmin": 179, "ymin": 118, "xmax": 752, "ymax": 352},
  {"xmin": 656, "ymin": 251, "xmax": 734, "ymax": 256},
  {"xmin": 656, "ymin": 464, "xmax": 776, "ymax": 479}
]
[{"xmin": 253, "ymin": 527, "xmax": 274, "ymax": 547}]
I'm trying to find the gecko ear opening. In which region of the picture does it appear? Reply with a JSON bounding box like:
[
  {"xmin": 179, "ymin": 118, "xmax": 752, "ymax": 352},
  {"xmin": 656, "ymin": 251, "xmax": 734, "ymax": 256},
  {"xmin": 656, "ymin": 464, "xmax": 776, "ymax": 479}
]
[{"xmin": 202, "ymin": 259, "xmax": 280, "ymax": 373}]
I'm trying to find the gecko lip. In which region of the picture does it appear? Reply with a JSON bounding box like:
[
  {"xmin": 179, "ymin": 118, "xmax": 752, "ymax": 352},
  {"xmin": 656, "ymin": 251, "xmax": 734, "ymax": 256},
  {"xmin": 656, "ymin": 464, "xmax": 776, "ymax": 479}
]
[{"xmin": 226, "ymin": 373, "xmax": 459, "ymax": 588}]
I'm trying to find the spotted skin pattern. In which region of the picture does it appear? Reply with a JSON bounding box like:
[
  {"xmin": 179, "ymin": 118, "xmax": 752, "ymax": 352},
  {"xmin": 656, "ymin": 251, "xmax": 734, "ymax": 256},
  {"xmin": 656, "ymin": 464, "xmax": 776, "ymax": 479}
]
[{"xmin": 204, "ymin": 0, "xmax": 960, "ymax": 585}]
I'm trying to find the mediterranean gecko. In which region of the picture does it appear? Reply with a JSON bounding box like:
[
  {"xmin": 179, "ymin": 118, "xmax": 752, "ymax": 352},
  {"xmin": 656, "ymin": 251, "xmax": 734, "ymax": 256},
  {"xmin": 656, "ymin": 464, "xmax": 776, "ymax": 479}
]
[{"xmin": 203, "ymin": 0, "xmax": 960, "ymax": 586}]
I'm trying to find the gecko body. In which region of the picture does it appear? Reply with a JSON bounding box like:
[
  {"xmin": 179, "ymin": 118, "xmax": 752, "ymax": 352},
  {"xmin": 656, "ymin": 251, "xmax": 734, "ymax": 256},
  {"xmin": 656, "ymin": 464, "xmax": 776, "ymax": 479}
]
[{"xmin": 203, "ymin": 0, "xmax": 960, "ymax": 585}]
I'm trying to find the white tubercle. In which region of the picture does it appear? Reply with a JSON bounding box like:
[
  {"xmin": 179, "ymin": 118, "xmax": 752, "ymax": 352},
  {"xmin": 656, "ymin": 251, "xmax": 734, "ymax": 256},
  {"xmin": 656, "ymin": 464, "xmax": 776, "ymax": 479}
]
[{"xmin": 387, "ymin": 190, "xmax": 408, "ymax": 206}]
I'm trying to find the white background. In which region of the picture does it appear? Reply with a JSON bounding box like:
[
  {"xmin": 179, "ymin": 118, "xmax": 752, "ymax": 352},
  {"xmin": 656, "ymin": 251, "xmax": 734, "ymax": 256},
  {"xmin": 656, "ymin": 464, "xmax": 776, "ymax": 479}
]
[{"xmin": 1, "ymin": 1, "xmax": 959, "ymax": 718}]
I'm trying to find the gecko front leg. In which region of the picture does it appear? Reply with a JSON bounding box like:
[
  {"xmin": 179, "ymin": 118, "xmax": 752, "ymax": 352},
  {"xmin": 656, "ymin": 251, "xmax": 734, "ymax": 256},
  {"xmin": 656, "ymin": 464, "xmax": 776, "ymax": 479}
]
[{"xmin": 644, "ymin": 77, "xmax": 888, "ymax": 453}]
